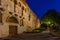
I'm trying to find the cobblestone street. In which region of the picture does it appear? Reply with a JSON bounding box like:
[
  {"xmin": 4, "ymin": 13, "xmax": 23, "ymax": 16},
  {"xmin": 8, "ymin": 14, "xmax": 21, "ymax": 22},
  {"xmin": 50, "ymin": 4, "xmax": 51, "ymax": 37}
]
[{"xmin": 3, "ymin": 32, "xmax": 60, "ymax": 40}]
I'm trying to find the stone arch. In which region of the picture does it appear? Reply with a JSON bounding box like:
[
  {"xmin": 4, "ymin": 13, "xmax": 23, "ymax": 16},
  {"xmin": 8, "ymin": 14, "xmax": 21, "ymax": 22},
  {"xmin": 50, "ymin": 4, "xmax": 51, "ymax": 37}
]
[{"xmin": 6, "ymin": 16, "xmax": 19, "ymax": 23}]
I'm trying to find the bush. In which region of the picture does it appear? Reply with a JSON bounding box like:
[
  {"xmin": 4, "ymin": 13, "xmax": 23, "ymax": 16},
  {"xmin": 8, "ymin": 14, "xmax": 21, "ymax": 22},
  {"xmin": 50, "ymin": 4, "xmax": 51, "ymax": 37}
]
[{"xmin": 40, "ymin": 23, "xmax": 47, "ymax": 32}]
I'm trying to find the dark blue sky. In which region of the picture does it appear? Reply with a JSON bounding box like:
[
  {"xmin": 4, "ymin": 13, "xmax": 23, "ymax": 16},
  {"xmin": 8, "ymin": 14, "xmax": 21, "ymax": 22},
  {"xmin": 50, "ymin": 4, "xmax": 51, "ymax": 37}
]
[{"xmin": 26, "ymin": 0, "xmax": 60, "ymax": 19}]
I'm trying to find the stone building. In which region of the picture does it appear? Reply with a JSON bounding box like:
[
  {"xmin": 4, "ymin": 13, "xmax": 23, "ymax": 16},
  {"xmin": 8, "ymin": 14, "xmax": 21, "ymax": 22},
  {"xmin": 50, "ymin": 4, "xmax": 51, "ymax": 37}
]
[{"xmin": 0, "ymin": 0, "xmax": 41, "ymax": 37}]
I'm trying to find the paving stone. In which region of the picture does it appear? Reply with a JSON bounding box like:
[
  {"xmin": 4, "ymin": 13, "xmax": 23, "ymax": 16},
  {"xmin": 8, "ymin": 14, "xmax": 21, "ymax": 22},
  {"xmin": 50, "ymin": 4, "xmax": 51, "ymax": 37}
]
[{"xmin": 3, "ymin": 33, "xmax": 60, "ymax": 40}]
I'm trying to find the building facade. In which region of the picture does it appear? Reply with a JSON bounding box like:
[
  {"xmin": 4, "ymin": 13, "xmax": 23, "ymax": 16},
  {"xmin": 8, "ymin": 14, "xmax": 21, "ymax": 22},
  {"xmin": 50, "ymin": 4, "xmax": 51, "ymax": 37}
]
[{"xmin": 0, "ymin": 0, "xmax": 41, "ymax": 37}]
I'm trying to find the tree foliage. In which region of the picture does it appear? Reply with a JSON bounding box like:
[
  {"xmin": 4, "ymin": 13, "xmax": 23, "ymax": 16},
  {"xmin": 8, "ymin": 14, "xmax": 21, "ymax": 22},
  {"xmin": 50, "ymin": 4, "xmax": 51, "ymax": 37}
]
[{"xmin": 42, "ymin": 9, "xmax": 60, "ymax": 24}]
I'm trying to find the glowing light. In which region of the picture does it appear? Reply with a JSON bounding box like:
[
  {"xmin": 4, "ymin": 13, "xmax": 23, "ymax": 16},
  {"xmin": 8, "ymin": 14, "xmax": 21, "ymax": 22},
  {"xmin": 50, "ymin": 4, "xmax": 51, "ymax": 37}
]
[{"xmin": 47, "ymin": 21, "xmax": 51, "ymax": 24}]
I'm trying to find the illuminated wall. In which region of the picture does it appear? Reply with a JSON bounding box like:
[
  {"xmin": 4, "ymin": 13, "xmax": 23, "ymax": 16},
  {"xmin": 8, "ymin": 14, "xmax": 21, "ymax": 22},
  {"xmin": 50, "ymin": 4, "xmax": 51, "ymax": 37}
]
[{"xmin": 0, "ymin": 0, "xmax": 41, "ymax": 37}]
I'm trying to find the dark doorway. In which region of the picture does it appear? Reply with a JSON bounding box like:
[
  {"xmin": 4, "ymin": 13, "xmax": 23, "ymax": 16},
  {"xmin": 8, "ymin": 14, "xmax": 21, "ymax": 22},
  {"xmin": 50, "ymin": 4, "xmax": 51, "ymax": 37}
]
[{"xmin": 9, "ymin": 25, "xmax": 17, "ymax": 36}]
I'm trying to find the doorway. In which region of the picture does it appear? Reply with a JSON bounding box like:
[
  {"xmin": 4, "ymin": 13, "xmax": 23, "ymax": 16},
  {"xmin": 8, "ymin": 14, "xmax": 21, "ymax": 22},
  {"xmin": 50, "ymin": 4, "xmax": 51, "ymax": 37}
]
[{"xmin": 9, "ymin": 25, "xmax": 17, "ymax": 36}]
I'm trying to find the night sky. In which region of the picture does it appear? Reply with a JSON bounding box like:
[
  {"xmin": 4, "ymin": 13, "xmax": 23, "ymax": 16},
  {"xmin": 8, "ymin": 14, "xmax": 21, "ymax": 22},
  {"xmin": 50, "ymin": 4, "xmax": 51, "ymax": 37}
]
[{"xmin": 26, "ymin": 0, "xmax": 60, "ymax": 20}]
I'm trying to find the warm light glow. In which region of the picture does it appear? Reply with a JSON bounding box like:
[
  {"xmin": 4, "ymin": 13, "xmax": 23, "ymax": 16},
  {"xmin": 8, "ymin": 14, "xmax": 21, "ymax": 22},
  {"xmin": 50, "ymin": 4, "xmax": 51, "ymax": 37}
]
[
  {"xmin": 43, "ymin": 21, "xmax": 51, "ymax": 25},
  {"xmin": 47, "ymin": 21, "xmax": 51, "ymax": 24}
]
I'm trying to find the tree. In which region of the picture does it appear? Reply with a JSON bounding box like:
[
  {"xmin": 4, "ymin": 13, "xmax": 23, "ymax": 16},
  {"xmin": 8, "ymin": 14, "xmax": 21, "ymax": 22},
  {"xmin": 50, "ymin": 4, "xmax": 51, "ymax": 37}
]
[
  {"xmin": 42, "ymin": 9, "xmax": 60, "ymax": 36},
  {"xmin": 55, "ymin": 13, "xmax": 60, "ymax": 24},
  {"xmin": 42, "ymin": 9, "xmax": 59, "ymax": 25}
]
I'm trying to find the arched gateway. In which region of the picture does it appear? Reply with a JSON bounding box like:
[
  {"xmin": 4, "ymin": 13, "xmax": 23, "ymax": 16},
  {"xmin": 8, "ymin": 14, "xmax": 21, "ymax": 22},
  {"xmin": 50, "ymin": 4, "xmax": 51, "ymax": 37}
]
[{"xmin": 6, "ymin": 16, "xmax": 19, "ymax": 36}]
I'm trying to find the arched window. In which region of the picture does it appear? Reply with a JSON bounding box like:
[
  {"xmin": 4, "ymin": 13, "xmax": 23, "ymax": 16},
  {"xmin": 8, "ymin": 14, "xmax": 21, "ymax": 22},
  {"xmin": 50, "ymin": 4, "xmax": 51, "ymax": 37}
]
[
  {"xmin": 0, "ymin": 11, "xmax": 2, "ymax": 23},
  {"xmin": 22, "ymin": 6, "xmax": 24, "ymax": 16},
  {"xmin": 0, "ymin": 0, "xmax": 1, "ymax": 5},
  {"xmin": 20, "ymin": 19, "xmax": 24, "ymax": 26},
  {"xmin": 6, "ymin": 16, "xmax": 18, "ymax": 23},
  {"xmin": 29, "ymin": 14, "xmax": 31, "ymax": 21}
]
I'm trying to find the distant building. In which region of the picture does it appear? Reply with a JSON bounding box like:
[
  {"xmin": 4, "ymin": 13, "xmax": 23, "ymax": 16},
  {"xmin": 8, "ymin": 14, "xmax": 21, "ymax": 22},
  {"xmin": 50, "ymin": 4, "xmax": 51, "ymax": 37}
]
[{"xmin": 0, "ymin": 0, "xmax": 41, "ymax": 37}]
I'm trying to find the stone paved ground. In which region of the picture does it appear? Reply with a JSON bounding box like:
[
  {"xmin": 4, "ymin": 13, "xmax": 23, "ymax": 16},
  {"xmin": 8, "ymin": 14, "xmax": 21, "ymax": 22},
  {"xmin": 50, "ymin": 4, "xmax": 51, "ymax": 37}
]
[{"xmin": 3, "ymin": 32, "xmax": 60, "ymax": 40}]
